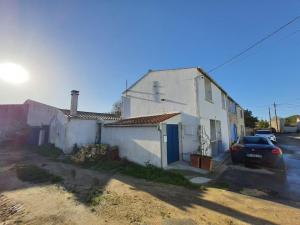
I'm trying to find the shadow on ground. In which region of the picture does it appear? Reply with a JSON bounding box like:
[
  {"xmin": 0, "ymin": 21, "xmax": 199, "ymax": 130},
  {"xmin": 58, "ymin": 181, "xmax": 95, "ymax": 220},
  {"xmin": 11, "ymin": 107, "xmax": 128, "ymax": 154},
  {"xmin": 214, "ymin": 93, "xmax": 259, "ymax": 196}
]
[{"xmin": 0, "ymin": 143, "xmax": 296, "ymax": 225}]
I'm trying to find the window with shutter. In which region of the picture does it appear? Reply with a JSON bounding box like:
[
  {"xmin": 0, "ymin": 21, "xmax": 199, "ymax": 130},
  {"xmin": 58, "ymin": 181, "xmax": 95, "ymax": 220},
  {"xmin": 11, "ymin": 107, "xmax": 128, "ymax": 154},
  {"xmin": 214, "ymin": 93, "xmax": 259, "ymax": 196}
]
[
  {"xmin": 204, "ymin": 78, "xmax": 213, "ymax": 102},
  {"xmin": 221, "ymin": 93, "xmax": 226, "ymax": 110}
]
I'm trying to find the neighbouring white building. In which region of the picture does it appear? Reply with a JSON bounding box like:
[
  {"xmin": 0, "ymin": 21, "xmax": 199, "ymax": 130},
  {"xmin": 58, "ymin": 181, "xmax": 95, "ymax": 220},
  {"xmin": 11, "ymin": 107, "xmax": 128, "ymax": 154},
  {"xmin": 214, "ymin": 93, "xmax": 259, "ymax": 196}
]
[
  {"xmin": 102, "ymin": 67, "xmax": 245, "ymax": 168},
  {"xmin": 0, "ymin": 91, "xmax": 119, "ymax": 153}
]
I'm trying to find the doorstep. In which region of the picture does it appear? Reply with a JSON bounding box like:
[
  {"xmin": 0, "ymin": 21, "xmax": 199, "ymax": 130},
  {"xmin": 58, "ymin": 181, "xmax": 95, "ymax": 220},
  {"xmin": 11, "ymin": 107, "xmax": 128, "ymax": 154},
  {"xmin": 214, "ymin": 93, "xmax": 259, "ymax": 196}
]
[
  {"xmin": 212, "ymin": 151, "xmax": 231, "ymax": 171},
  {"xmin": 166, "ymin": 161, "xmax": 212, "ymax": 185},
  {"xmin": 166, "ymin": 161, "xmax": 209, "ymax": 175},
  {"xmin": 210, "ymin": 151, "xmax": 231, "ymax": 179},
  {"xmin": 189, "ymin": 176, "xmax": 212, "ymax": 184}
]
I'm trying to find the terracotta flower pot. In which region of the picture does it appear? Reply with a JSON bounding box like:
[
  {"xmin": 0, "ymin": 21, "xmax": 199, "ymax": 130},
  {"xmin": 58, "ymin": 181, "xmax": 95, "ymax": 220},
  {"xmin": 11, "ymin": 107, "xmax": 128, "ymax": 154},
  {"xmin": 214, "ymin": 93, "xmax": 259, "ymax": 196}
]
[
  {"xmin": 109, "ymin": 148, "xmax": 119, "ymax": 160},
  {"xmin": 200, "ymin": 156, "xmax": 212, "ymax": 171},
  {"xmin": 190, "ymin": 154, "xmax": 201, "ymax": 168}
]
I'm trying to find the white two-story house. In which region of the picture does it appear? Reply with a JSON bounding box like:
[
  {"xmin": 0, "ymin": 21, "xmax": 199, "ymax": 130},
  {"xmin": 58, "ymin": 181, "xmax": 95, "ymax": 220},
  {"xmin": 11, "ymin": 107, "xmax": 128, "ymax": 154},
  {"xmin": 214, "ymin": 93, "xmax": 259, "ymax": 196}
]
[{"xmin": 102, "ymin": 67, "xmax": 244, "ymax": 168}]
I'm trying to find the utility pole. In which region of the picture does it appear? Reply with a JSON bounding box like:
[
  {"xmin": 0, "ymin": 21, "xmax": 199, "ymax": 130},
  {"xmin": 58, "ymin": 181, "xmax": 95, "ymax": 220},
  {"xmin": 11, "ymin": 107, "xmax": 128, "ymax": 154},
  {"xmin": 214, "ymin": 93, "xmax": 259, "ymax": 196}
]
[
  {"xmin": 274, "ymin": 102, "xmax": 279, "ymax": 132},
  {"xmin": 268, "ymin": 107, "xmax": 272, "ymax": 129}
]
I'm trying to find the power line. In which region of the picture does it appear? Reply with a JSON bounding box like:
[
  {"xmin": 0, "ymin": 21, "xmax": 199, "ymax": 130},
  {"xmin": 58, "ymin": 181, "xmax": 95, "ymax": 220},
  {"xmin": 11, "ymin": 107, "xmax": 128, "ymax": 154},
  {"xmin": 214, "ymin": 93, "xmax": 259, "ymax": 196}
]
[
  {"xmin": 207, "ymin": 15, "xmax": 300, "ymax": 73},
  {"xmin": 280, "ymin": 29, "xmax": 300, "ymax": 41}
]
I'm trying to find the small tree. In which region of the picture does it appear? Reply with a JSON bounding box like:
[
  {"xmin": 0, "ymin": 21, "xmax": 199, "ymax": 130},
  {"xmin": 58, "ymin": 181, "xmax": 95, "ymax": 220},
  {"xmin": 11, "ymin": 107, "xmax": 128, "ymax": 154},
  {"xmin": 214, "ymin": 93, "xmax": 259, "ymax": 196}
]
[
  {"xmin": 257, "ymin": 120, "xmax": 269, "ymax": 129},
  {"xmin": 285, "ymin": 115, "xmax": 298, "ymax": 126},
  {"xmin": 244, "ymin": 109, "xmax": 258, "ymax": 128},
  {"xmin": 111, "ymin": 100, "xmax": 122, "ymax": 117}
]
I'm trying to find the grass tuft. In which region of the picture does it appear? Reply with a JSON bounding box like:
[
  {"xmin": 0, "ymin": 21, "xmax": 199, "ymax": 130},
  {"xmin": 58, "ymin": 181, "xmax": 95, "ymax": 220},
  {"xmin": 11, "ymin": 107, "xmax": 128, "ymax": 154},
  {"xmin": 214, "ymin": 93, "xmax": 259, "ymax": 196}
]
[
  {"xmin": 86, "ymin": 188, "xmax": 107, "ymax": 206},
  {"xmin": 31, "ymin": 144, "xmax": 63, "ymax": 160},
  {"xmin": 80, "ymin": 159, "xmax": 198, "ymax": 189},
  {"xmin": 120, "ymin": 163, "xmax": 196, "ymax": 188},
  {"xmin": 210, "ymin": 181, "xmax": 230, "ymax": 190},
  {"xmin": 16, "ymin": 164, "xmax": 63, "ymax": 184}
]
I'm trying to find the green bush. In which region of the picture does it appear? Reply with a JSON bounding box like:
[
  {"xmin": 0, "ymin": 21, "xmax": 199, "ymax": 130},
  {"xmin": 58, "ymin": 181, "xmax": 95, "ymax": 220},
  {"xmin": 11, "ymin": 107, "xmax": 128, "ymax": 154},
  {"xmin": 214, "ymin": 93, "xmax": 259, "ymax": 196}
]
[
  {"xmin": 16, "ymin": 164, "xmax": 63, "ymax": 184},
  {"xmin": 119, "ymin": 163, "xmax": 196, "ymax": 188},
  {"xmin": 80, "ymin": 159, "xmax": 197, "ymax": 189},
  {"xmin": 33, "ymin": 144, "xmax": 63, "ymax": 160},
  {"xmin": 86, "ymin": 188, "xmax": 105, "ymax": 206}
]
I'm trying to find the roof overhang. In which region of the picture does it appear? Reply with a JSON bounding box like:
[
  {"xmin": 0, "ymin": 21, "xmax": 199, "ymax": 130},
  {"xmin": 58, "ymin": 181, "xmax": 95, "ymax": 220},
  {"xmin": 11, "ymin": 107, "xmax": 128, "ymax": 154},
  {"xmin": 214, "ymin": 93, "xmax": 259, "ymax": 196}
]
[{"xmin": 104, "ymin": 112, "xmax": 180, "ymax": 127}]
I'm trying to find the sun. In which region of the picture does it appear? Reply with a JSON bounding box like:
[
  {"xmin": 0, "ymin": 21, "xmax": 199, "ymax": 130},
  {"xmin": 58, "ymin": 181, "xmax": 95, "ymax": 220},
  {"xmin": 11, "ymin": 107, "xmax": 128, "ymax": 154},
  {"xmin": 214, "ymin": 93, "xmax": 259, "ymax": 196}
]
[{"xmin": 0, "ymin": 62, "xmax": 29, "ymax": 84}]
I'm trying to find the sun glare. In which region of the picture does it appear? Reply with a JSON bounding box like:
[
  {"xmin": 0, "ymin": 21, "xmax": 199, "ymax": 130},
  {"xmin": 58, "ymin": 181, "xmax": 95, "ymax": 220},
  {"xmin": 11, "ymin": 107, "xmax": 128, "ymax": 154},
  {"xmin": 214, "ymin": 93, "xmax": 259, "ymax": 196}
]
[{"xmin": 0, "ymin": 62, "xmax": 29, "ymax": 84}]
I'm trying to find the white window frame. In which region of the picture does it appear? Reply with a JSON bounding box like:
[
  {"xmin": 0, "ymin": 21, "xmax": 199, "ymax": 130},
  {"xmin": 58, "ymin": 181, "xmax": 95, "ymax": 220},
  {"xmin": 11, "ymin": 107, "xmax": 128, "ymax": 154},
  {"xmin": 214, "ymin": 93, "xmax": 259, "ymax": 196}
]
[
  {"xmin": 221, "ymin": 93, "xmax": 226, "ymax": 110},
  {"xmin": 204, "ymin": 78, "xmax": 213, "ymax": 103}
]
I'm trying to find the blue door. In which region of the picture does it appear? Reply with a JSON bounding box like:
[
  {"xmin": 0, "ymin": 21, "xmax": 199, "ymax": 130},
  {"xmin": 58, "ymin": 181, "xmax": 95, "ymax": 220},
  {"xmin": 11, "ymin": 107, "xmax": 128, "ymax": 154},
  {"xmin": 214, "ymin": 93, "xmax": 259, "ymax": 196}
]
[
  {"xmin": 230, "ymin": 124, "xmax": 238, "ymax": 143},
  {"xmin": 167, "ymin": 124, "xmax": 179, "ymax": 164}
]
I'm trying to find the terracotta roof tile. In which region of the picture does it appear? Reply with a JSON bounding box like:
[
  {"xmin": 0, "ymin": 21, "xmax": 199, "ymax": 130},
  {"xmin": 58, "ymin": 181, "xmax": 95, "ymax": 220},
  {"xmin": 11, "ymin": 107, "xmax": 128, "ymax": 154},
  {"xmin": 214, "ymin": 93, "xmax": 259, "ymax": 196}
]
[
  {"xmin": 105, "ymin": 112, "xmax": 180, "ymax": 127},
  {"xmin": 60, "ymin": 109, "xmax": 120, "ymax": 121}
]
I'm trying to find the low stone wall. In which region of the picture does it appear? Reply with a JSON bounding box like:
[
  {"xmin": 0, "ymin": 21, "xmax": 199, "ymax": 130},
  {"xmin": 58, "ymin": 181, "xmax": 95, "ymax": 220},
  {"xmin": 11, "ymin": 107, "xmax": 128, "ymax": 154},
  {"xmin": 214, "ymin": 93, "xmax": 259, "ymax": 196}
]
[{"xmin": 283, "ymin": 126, "xmax": 297, "ymax": 133}]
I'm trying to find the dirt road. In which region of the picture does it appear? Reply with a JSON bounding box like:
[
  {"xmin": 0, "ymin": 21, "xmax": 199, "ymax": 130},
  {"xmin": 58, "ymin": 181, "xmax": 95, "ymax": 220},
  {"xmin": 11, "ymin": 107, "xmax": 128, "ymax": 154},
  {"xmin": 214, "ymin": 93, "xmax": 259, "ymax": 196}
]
[{"xmin": 1, "ymin": 145, "xmax": 300, "ymax": 225}]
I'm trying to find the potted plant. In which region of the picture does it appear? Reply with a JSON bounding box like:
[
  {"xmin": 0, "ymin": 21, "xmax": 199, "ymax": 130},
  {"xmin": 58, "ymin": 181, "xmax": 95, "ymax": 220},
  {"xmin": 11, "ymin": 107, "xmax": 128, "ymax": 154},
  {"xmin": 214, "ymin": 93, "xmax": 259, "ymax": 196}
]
[
  {"xmin": 200, "ymin": 154, "xmax": 212, "ymax": 171},
  {"xmin": 199, "ymin": 144, "xmax": 212, "ymax": 171},
  {"xmin": 198, "ymin": 126, "xmax": 212, "ymax": 171},
  {"xmin": 109, "ymin": 145, "xmax": 120, "ymax": 160},
  {"xmin": 190, "ymin": 152, "xmax": 201, "ymax": 168}
]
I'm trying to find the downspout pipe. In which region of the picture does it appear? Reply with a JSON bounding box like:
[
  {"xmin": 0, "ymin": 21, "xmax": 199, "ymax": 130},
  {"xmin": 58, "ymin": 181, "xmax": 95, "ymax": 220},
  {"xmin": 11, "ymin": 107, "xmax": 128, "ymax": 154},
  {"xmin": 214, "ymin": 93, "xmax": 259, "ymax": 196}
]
[
  {"xmin": 194, "ymin": 76, "xmax": 202, "ymax": 148},
  {"xmin": 158, "ymin": 124, "xmax": 163, "ymax": 168}
]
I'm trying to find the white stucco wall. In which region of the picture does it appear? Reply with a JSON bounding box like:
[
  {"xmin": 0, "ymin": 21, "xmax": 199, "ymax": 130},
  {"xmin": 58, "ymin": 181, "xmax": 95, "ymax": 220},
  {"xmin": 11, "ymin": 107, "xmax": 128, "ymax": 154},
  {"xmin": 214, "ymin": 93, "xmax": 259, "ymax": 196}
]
[
  {"xmin": 283, "ymin": 126, "xmax": 297, "ymax": 133},
  {"xmin": 122, "ymin": 68, "xmax": 231, "ymax": 159},
  {"xmin": 25, "ymin": 99, "xmax": 70, "ymax": 151},
  {"xmin": 102, "ymin": 126, "xmax": 162, "ymax": 167},
  {"xmin": 179, "ymin": 113, "xmax": 200, "ymax": 160},
  {"xmin": 64, "ymin": 119, "xmax": 99, "ymax": 153},
  {"xmin": 122, "ymin": 68, "xmax": 201, "ymax": 159},
  {"xmin": 24, "ymin": 99, "xmax": 114, "ymax": 154},
  {"xmin": 122, "ymin": 68, "xmax": 198, "ymax": 118},
  {"xmin": 196, "ymin": 75, "xmax": 230, "ymax": 156},
  {"xmin": 25, "ymin": 100, "xmax": 61, "ymax": 126},
  {"xmin": 49, "ymin": 110, "xmax": 67, "ymax": 151}
]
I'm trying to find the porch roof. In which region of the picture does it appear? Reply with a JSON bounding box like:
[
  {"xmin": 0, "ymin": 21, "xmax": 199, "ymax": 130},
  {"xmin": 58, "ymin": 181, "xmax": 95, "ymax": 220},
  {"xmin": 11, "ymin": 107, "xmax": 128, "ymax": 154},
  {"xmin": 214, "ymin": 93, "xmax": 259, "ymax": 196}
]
[{"xmin": 105, "ymin": 112, "xmax": 180, "ymax": 127}]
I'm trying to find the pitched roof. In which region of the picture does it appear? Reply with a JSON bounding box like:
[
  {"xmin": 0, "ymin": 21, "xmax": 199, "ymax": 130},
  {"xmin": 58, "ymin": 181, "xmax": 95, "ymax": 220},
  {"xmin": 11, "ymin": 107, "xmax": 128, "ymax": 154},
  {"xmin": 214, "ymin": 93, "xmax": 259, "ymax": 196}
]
[
  {"xmin": 60, "ymin": 109, "xmax": 120, "ymax": 121},
  {"xmin": 105, "ymin": 112, "xmax": 180, "ymax": 127},
  {"xmin": 122, "ymin": 67, "xmax": 242, "ymax": 108},
  {"xmin": 24, "ymin": 99, "xmax": 119, "ymax": 121}
]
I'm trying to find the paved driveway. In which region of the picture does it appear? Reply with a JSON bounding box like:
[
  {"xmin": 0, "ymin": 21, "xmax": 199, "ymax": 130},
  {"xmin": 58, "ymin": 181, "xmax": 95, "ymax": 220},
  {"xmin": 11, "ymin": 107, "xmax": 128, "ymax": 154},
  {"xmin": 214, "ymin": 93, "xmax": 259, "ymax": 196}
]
[{"xmin": 216, "ymin": 133, "xmax": 300, "ymax": 205}]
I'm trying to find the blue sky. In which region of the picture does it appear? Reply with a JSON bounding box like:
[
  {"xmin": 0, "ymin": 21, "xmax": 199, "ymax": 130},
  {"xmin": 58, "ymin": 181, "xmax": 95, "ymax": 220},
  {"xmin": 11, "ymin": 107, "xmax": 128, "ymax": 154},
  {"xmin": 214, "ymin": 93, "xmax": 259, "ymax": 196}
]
[{"xmin": 0, "ymin": 0, "xmax": 299, "ymax": 119}]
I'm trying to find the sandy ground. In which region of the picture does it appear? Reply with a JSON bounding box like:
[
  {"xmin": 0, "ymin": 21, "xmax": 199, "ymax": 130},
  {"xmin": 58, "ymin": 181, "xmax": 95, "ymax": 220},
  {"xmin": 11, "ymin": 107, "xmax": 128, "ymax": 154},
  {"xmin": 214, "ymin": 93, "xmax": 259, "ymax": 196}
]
[{"xmin": 1, "ymin": 146, "xmax": 300, "ymax": 225}]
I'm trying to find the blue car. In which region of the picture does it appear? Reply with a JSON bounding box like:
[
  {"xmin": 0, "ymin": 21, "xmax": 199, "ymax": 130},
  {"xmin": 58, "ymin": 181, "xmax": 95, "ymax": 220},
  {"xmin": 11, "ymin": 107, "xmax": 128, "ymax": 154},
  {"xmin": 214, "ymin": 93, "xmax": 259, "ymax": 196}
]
[{"xmin": 230, "ymin": 136, "xmax": 285, "ymax": 170}]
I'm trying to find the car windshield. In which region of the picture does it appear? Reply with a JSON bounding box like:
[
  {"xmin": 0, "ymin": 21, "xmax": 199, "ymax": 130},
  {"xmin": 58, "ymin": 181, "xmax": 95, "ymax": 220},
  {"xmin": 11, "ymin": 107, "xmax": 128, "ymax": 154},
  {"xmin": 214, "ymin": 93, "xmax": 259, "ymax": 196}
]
[
  {"xmin": 256, "ymin": 130, "xmax": 272, "ymax": 134},
  {"xmin": 240, "ymin": 136, "xmax": 269, "ymax": 145}
]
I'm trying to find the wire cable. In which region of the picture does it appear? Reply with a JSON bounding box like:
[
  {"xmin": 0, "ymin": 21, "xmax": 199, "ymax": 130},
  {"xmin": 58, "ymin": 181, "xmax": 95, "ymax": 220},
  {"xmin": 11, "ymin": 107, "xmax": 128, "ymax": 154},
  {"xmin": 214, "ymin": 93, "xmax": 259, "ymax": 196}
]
[{"xmin": 207, "ymin": 15, "xmax": 300, "ymax": 73}]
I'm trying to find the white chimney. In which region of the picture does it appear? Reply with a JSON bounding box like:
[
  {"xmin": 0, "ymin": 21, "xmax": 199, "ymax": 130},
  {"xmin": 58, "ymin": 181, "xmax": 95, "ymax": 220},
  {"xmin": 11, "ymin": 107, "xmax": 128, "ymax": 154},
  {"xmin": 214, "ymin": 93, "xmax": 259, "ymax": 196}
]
[{"xmin": 70, "ymin": 90, "xmax": 79, "ymax": 116}]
